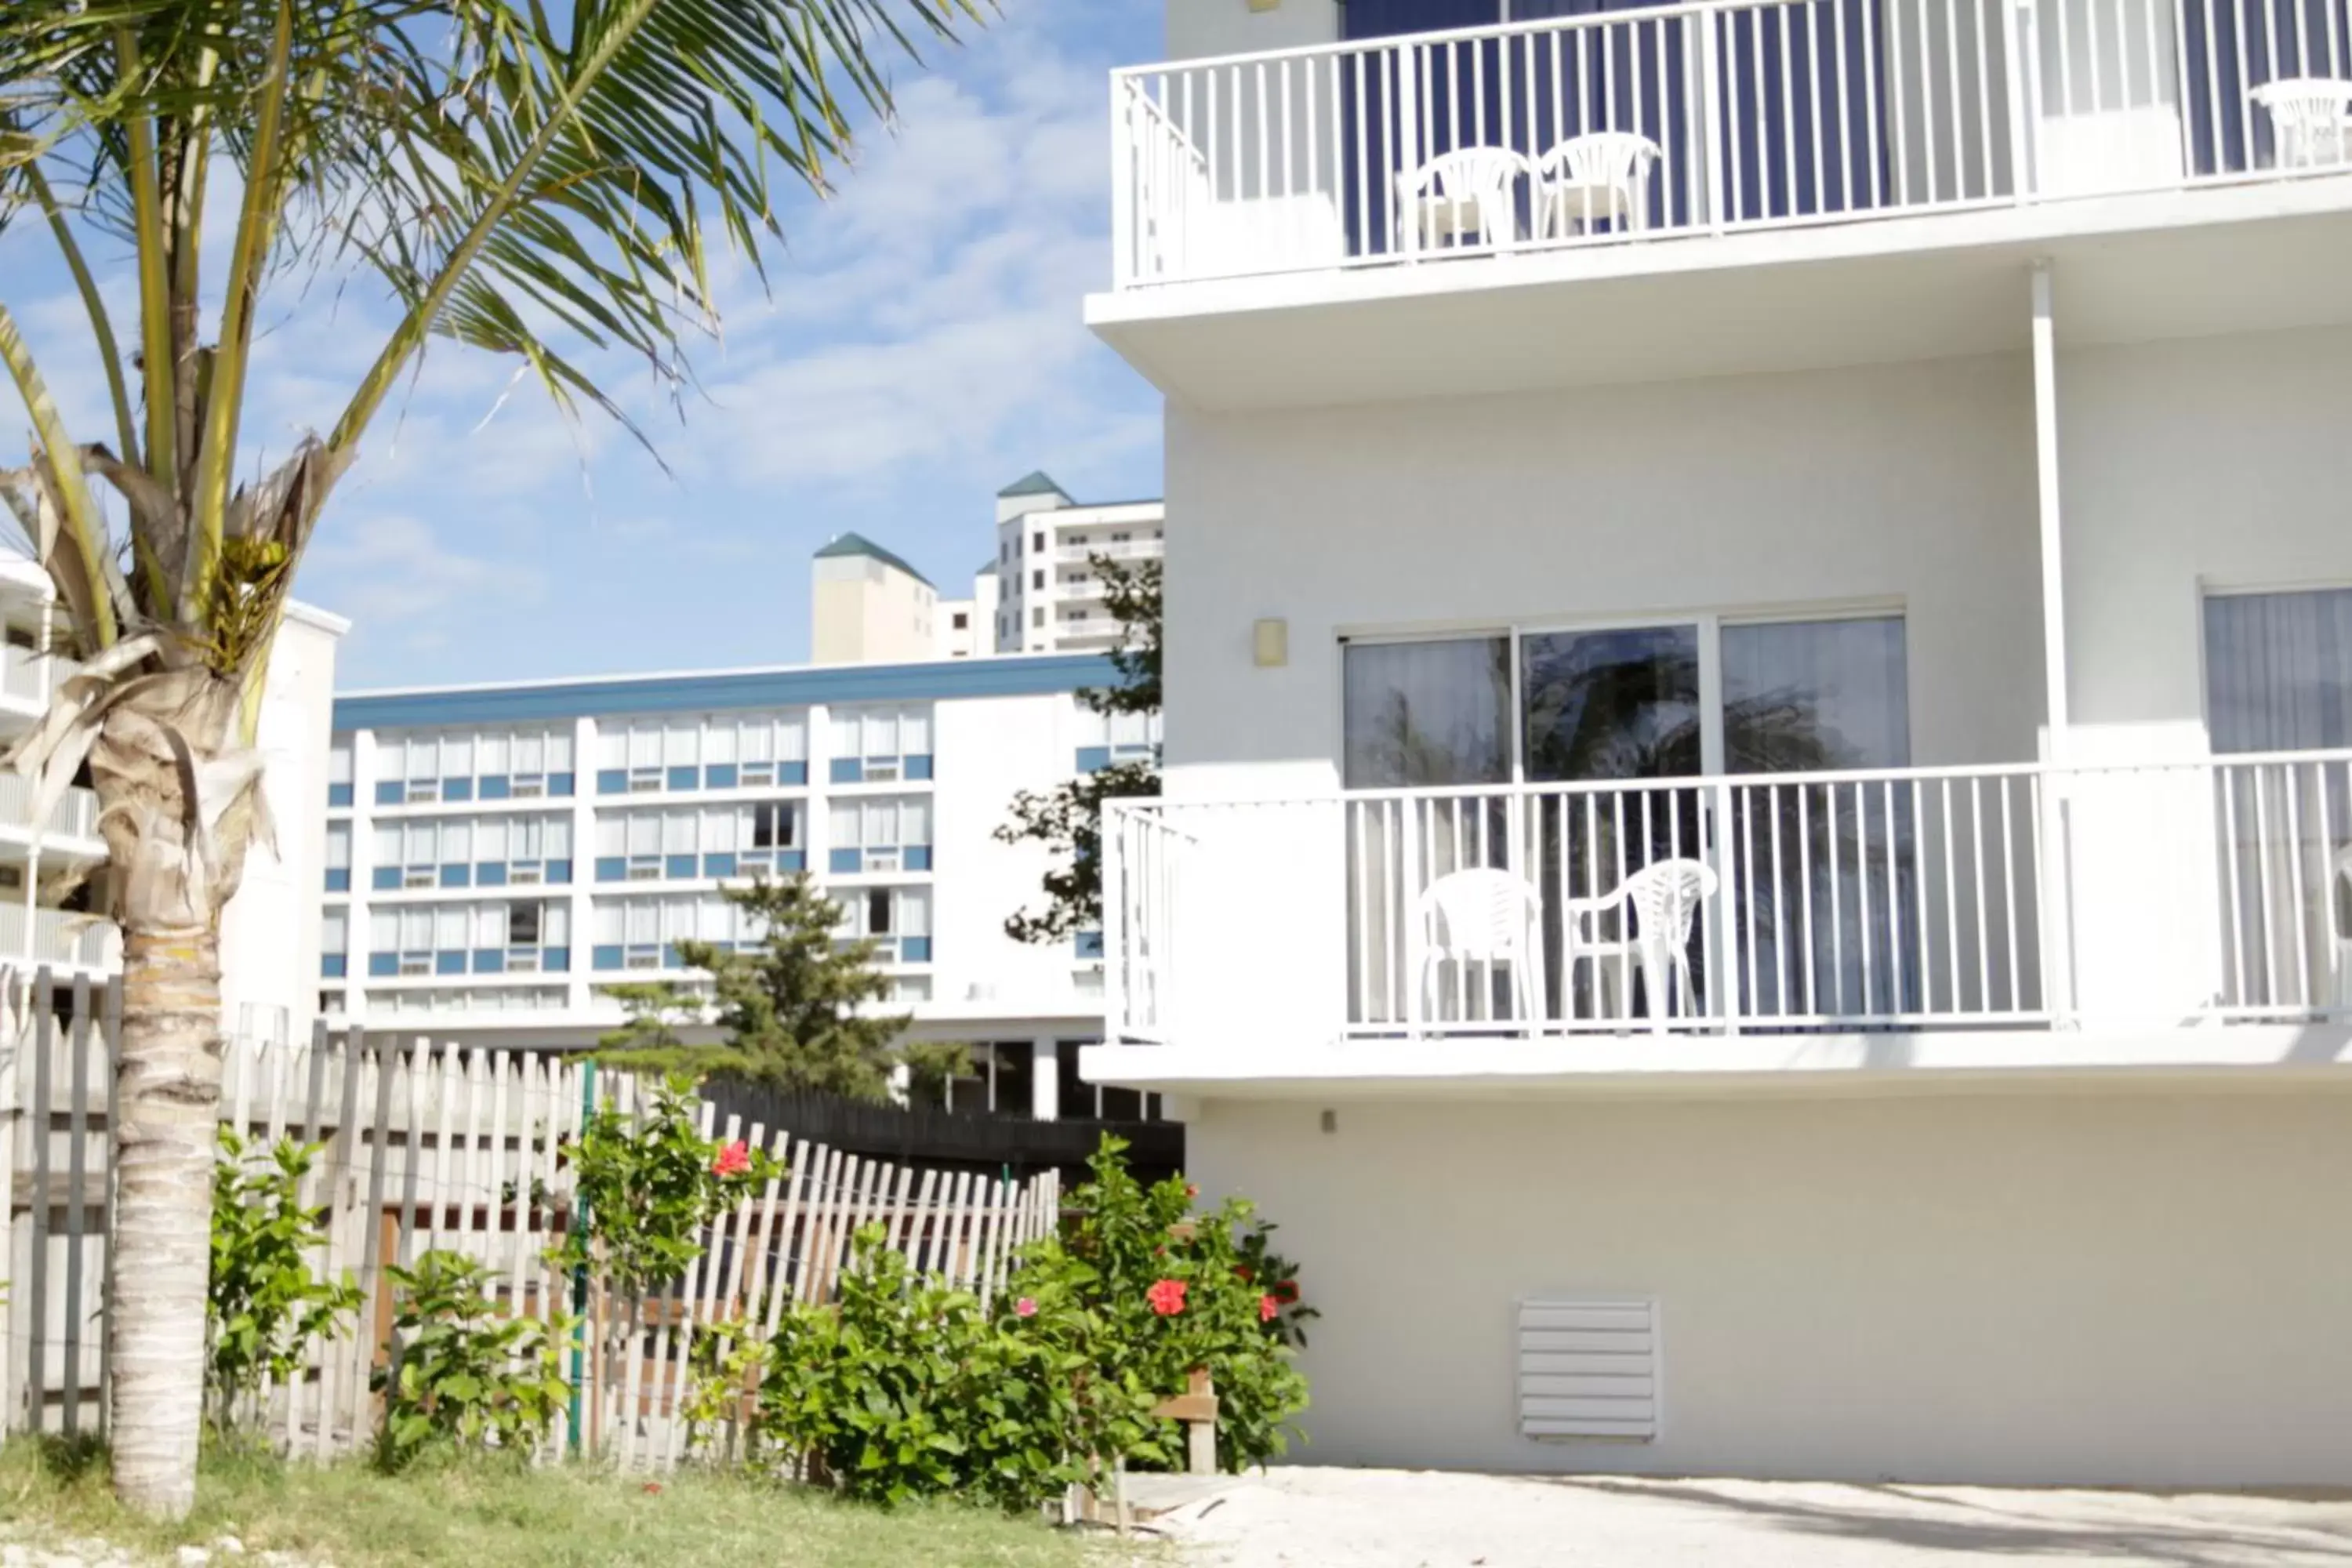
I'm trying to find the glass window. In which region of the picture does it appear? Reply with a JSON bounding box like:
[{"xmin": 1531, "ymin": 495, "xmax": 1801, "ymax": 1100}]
[
  {"xmin": 902, "ymin": 799, "xmax": 931, "ymax": 845},
  {"xmin": 507, "ymin": 902, "xmax": 539, "ymax": 947},
  {"xmin": 625, "ymin": 902, "xmax": 659, "ymax": 944},
  {"xmin": 593, "ymin": 903, "xmax": 624, "ymax": 944},
  {"xmin": 626, "ymin": 814, "xmax": 660, "ymax": 855},
  {"xmin": 440, "ymin": 822, "xmax": 471, "ymax": 863},
  {"xmin": 328, "ymin": 742, "xmax": 353, "ymax": 786},
  {"xmin": 1721, "ymin": 617, "xmax": 1911, "ymax": 771},
  {"xmin": 664, "ymin": 721, "xmax": 699, "ymax": 768},
  {"xmin": 441, "ymin": 735, "xmax": 474, "ymax": 778},
  {"xmin": 369, "ymin": 910, "xmax": 398, "ymax": 951},
  {"xmin": 595, "ymin": 816, "xmax": 626, "ymax": 855},
  {"xmin": 407, "ymin": 736, "xmax": 438, "ymax": 782},
  {"xmin": 399, "ymin": 909, "xmax": 433, "ymax": 949},
  {"xmin": 703, "ymin": 724, "xmax": 737, "ymax": 765},
  {"xmin": 702, "ymin": 810, "xmax": 736, "ymax": 853},
  {"xmin": 1342, "ymin": 638, "xmax": 1512, "ymax": 789},
  {"xmin": 325, "ymin": 823, "xmax": 350, "ymax": 870},
  {"xmin": 663, "ymin": 811, "xmax": 696, "ymax": 854},
  {"xmin": 546, "ymin": 731, "xmax": 574, "ymax": 771},
  {"xmin": 474, "ymin": 818, "xmax": 508, "ymax": 862},
  {"xmin": 1521, "ymin": 625, "xmax": 1702, "ymax": 784},
  {"xmin": 741, "ymin": 718, "xmax": 775, "ymax": 764},
  {"xmin": 899, "ymin": 889, "xmax": 931, "ymax": 937},
  {"xmin": 433, "ymin": 906, "xmax": 469, "ymax": 950},
  {"xmin": 515, "ymin": 732, "xmax": 546, "ymax": 775},
  {"xmin": 321, "ymin": 910, "xmax": 347, "ymax": 952},
  {"xmin": 866, "ymin": 888, "xmax": 893, "ymax": 935},
  {"xmin": 372, "ymin": 824, "xmax": 401, "ymax": 865},
  {"xmin": 862, "ymin": 710, "xmax": 896, "ymax": 760},
  {"xmin": 901, "ymin": 708, "xmax": 932, "ymax": 755},
  {"xmin": 547, "ymin": 818, "xmax": 572, "ymax": 857},
  {"xmin": 626, "ymin": 725, "xmax": 662, "ymax": 768},
  {"xmin": 478, "ymin": 734, "xmax": 510, "ymax": 774},
  {"xmin": 2205, "ymin": 588, "xmax": 2352, "ymax": 752}
]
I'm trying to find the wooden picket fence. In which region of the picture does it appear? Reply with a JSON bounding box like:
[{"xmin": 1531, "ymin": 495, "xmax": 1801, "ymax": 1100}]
[{"xmin": 0, "ymin": 970, "xmax": 1062, "ymax": 1469}]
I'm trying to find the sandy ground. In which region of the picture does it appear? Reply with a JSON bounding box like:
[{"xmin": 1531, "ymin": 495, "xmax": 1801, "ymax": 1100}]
[{"xmin": 1152, "ymin": 1468, "xmax": 2352, "ymax": 1567}]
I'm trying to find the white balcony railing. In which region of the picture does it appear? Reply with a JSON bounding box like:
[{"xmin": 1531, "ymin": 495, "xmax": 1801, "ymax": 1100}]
[
  {"xmin": 1112, "ymin": 0, "xmax": 2352, "ymax": 288},
  {"xmin": 0, "ymin": 903, "xmax": 118, "ymax": 971},
  {"xmin": 1102, "ymin": 751, "xmax": 2352, "ymax": 1045},
  {"xmin": 0, "ymin": 774, "xmax": 100, "ymax": 841},
  {"xmin": 1055, "ymin": 540, "xmax": 1161, "ymax": 564}
]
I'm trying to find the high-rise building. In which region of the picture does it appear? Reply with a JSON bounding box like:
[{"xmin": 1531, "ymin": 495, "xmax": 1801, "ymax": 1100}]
[
  {"xmin": 989, "ymin": 473, "xmax": 1163, "ymax": 655},
  {"xmin": 810, "ymin": 532, "xmax": 942, "ymax": 666}
]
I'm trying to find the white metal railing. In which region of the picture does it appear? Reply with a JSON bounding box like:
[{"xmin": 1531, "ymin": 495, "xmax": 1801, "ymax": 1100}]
[
  {"xmin": 0, "ymin": 774, "xmax": 100, "ymax": 840},
  {"xmin": 1101, "ymin": 750, "xmax": 2352, "ymax": 1045},
  {"xmin": 1057, "ymin": 540, "xmax": 1161, "ymax": 564},
  {"xmin": 0, "ymin": 904, "xmax": 117, "ymax": 971},
  {"xmin": 1111, "ymin": 0, "xmax": 2352, "ymax": 288}
]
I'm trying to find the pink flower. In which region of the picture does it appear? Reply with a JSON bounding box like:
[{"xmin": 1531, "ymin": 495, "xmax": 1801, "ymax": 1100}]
[
  {"xmin": 1260, "ymin": 1294, "xmax": 1280, "ymax": 1323},
  {"xmin": 1147, "ymin": 1278, "xmax": 1188, "ymax": 1316},
  {"xmin": 1014, "ymin": 1296, "xmax": 1039, "ymax": 1319},
  {"xmin": 712, "ymin": 1140, "xmax": 750, "ymax": 1178},
  {"xmin": 1185, "ymin": 1183, "xmax": 1199, "ymax": 1200}
]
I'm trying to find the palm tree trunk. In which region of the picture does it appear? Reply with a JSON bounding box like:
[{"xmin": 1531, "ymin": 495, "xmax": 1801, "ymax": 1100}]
[{"xmin": 108, "ymin": 924, "xmax": 223, "ymax": 1520}]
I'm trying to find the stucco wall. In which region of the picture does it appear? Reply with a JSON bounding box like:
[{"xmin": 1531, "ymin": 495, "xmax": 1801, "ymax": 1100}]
[
  {"xmin": 1163, "ymin": 352, "xmax": 2047, "ymax": 797},
  {"xmin": 2058, "ymin": 323, "xmax": 2352, "ymax": 762},
  {"xmin": 1166, "ymin": 0, "xmax": 1339, "ymax": 61},
  {"xmin": 1189, "ymin": 1089, "xmax": 2352, "ymax": 1484}
]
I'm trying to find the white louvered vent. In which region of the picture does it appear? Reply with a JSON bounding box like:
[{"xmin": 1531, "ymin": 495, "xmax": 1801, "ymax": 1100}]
[{"xmin": 1517, "ymin": 1298, "xmax": 1659, "ymax": 1443}]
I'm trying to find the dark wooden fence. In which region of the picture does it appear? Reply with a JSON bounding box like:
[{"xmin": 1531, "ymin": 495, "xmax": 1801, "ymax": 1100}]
[{"xmin": 698, "ymin": 1080, "xmax": 1183, "ymax": 1185}]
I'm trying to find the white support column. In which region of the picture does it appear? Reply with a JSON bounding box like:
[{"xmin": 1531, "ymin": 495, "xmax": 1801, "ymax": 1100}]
[
  {"xmin": 1030, "ymin": 1036, "xmax": 1060, "ymax": 1122},
  {"xmin": 2030, "ymin": 260, "xmax": 2077, "ymax": 1025},
  {"xmin": 2031, "ymin": 260, "xmax": 2071, "ymax": 760}
]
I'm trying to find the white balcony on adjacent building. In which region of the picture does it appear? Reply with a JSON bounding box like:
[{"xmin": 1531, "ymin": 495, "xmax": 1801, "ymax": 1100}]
[
  {"xmin": 1093, "ymin": 750, "xmax": 2352, "ymax": 1089},
  {"xmin": 0, "ymin": 775, "xmax": 103, "ymax": 854},
  {"xmin": 1093, "ymin": 0, "xmax": 2352, "ymax": 405},
  {"xmin": 0, "ymin": 904, "xmax": 119, "ymax": 974}
]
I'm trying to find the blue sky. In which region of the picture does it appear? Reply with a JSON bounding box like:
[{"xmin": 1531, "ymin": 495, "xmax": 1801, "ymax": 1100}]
[{"xmin": 0, "ymin": 0, "xmax": 1165, "ymax": 689}]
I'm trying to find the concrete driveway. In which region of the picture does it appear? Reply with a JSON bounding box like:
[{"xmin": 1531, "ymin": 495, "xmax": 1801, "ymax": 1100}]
[{"xmin": 1152, "ymin": 1468, "xmax": 2352, "ymax": 1566}]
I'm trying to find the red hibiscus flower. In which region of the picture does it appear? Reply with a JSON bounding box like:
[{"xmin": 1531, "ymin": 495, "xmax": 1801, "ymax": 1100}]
[
  {"xmin": 1273, "ymin": 1279, "xmax": 1300, "ymax": 1305},
  {"xmin": 1185, "ymin": 1183, "xmax": 1199, "ymax": 1200},
  {"xmin": 1146, "ymin": 1278, "xmax": 1188, "ymax": 1316},
  {"xmin": 711, "ymin": 1140, "xmax": 750, "ymax": 1178},
  {"xmin": 1014, "ymin": 1296, "xmax": 1039, "ymax": 1319},
  {"xmin": 1260, "ymin": 1294, "xmax": 1280, "ymax": 1323}
]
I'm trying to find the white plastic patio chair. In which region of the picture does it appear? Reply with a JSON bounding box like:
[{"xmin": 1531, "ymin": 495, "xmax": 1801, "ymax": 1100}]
[
  {"xmin": 1395, "ymin": 147, "xmax": 1530, "ymax": 254},
  {"xmin": 1561, "ymin": 858, "xmax": 1719, "ymax": 1033},
  {"xmin": 1414, "ymin": 866, "xmax": 1542, "ymax": 1027},
  {"xmin": 2252, "ymin": 78, "xmax": 2352, "ymax": 169},
  {"xmin": 2330, "ymin": 844, "xmax": 2352, "ymax": 1007},
  {"xmin": 1534, "ymin": 131, "xmax": 1661, "ymax": 238}
]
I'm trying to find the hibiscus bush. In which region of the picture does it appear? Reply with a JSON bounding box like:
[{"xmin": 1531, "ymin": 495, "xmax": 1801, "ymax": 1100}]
[
  {"xmin": 1012, "ymin": 1136, "xmax": 1314, "ymax": 1472},
  {"xmin": 719, "ymin": 1229, "xmax": 1128, "ymax": 1511}
]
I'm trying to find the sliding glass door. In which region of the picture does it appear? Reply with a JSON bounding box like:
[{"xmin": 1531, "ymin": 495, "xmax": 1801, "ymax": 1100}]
[{"xmin": 1343, "ymin": 614, "xmax": 1913, "ymax": 1032}]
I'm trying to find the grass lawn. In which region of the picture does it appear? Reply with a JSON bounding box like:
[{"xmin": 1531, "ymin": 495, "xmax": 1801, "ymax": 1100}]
[{"xmin": 0, "ymin": 1443, "xmax": 1163, "ymax": 1567}]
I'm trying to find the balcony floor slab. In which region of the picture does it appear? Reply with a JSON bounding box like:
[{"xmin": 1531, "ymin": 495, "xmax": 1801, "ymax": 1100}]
[{"xmin": 1083, "ymin": 1022, "xmax": 2352, "ymax": 1102}]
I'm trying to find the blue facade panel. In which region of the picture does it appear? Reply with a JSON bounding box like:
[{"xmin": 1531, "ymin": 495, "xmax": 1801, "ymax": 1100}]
[
  {"xmin": 550, "ymin": 772, "xmax": 577, "ymax": 796},
  {"xmin": 474, "ymin": 862, "xmax": 509, "ymax": 887},
  {"xmin": 703, "ymin": 853, "xmax": 738, "ymax": 878},
  {"xmin": 434, "ymin": 952, "xmax": 466, "ymax": 975},
  {"xmin": 665, "ymin": 854, "xmax": 697, "ymax": 880},
  {"xmin": 906, "ymin": 847, "xmax": 933, "ymax": 871},
  {"xmin": 901, "ymin": 937, "xmax": 932, "ymax": 963},
  {"xmin": 1075, "ymin": 931, "xmax": 1105, "ymax": 960},
  {"xmin": 328, "ymin": 783, "xmax": 354, "ymax": 808},
  {"xmin": 703, "ymin": 764, "xmax": 738, "ymax": 789},
  {"xmin": 781, "ymin": 761, "xmax": 808, "ymax": 786},
  {"xmin": 547, "ymin": 859, "xmax": 573, "ymax": 884},
  {"xmin": 906, "ymin": 754, "xmax": 934, "ymax": 781},
  {"xmin": 472, "ymin": 949, "xmax": 505, "ymax": 975},
  {"xmin": 1076, "ymin": 746, "xmax": 1111, "ymax": 774},
  {"xmin": 592, "ymin": 946, "xmax": 624, "ymax": 971},
  {"xmin": 667, "ymin": 765, "xmax": 699, "ymax": 791},
  {"xmin": 829, "ymin": 758, "xmax": 862, "ymax": 785},
  {"xmin": 438, "ymin": 864, "xmax": 470, "ymax": 888},
  {"xmin": 477, "ymin": 775, "xmax": 512, "ymax": 800},
  {"xmin": 594, "ymin": 857, "xmax": 626, "ymax": 882},
  {"xmin": 442, "ymin": 777, "xmax": 474, "ymax": 801},
  {"xmin": 779, "ymin": 850, "xmax": 807, "ymax": 873},
  {"xmin": 544, "ymin": 946, "xmax": 571, "ymax": 973},
  {"xmin": 372, "ymin": 866, "xmax": 401, "ymax": 891},
  {"xmin": 368, "ymin": 953, "xmax": 399, "ymax": 977},
  {"xmin": 321, "ymin": 953, "xmax": 348, "ymax": 978},
  {"xmin": 596, "ymin": 769, "xmax": 628, "ymax": 795},
  {"xmin": 325, "ymin": 868, "xmax": 350, "ymax": 892},
  {"xmin": 829, "ymin": 848, "xmax": 862, "ymax": 873},
  {"xmin": 375, "ymin": 780, "xmax": 404, "ymax": 805}
]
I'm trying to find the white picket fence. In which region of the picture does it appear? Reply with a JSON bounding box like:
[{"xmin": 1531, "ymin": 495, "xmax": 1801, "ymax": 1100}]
[{"xmin": 0, "ymin": 971, "xmax": 1061, "ymax": 1469}]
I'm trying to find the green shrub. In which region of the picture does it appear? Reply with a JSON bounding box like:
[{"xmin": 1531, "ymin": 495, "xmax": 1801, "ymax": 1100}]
[
  {"xmin": 208, "ymin": 1130, "xmax": 364, "ymax": 1433},
  {"xmin": 372, "ymin": 1250, "xmax": 572, "ymax": 1472},
  {"xmin": 729, "ymin": 1230, "xmax": 1111, "ymax": 1511},
  {"xmin": 1013, "ymin": 1138, "xmax": 1315, "ymax": 1472}
]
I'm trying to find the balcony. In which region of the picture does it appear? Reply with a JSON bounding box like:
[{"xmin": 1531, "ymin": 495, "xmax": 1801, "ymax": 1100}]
[
  {"xmin": 1093, "ymin": 751, "xmax": 2352, "ymax": 1088},
  {"xmin": 0, "ymin": 905, "xmax": 118, "ymax": 972},
  {"xmin": 1094, "ymin": 0, "xmax": 2352, "ymax": 405},
  {"xmin": 1054, "ymin": 540, "xmax": 1161, "ymax": 564},
  {"xmin": 0, "ymin": 774, "xmax": 103, "ymax": 849}
]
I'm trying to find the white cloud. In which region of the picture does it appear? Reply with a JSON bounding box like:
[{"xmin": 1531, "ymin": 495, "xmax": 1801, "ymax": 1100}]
[{"xmin": 302, "ymin": 514, "xmax": 538, "ymax": 653}]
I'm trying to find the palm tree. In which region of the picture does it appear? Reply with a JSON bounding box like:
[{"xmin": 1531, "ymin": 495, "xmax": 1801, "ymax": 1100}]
[{"xmin": 0, "ymin": 0, "xmax": 973, "ymax": 1515}]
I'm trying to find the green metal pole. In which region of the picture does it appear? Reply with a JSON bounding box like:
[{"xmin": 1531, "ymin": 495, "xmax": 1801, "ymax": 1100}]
[{"xmin": 567, "ymin": 1058, "xmax": 597, "ymax": 1454}]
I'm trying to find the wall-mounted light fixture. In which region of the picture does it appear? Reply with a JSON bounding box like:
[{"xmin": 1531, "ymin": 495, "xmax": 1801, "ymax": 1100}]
[{"xmin": 1253, "ymin": 618, "xmax": 1289, "ymax": 668}]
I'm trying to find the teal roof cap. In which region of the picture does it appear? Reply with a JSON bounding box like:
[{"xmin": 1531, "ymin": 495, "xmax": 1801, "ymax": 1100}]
[{"xmin": 814, "ymin": 531, "xmax": 933, "ymax": 589}]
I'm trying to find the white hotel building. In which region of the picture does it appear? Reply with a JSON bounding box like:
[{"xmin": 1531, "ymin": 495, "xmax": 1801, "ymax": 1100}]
[
  {"xmin": 317, "ymin": 652, "xmax": 1162, "ymax": 1120},
  {"xmin": 1084, "ymin": 0, "xmax": 2352, "ymax": 1486}
]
